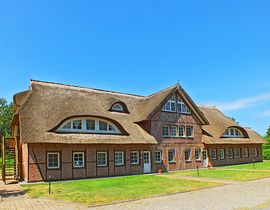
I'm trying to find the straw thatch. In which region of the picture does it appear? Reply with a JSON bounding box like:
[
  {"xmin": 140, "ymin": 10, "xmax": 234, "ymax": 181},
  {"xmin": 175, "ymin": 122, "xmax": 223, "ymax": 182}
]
[
  {"xmin": 199, "ymin": 106, "xmax": 267, "ymax": 144},
  {"xmin": 13, "ymin": 80, "xmax": 265, "ymax": 145}
]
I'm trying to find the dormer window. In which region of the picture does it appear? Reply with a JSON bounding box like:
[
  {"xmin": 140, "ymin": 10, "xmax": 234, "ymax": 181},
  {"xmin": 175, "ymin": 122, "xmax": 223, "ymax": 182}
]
[
  {"xmin": 112, "ymin": 103, "xmax": 124, "ymax": 112},
  {"xmin": 57, "ymin": 117, "xmax": 122, "ymax": 134},
  {"xmin": 110, "ymin": 102, "xmax": 129, "ymax": 113},
  {"xmin": 223, "ymin": 128, "xmax": 244, "ymax": 138}
]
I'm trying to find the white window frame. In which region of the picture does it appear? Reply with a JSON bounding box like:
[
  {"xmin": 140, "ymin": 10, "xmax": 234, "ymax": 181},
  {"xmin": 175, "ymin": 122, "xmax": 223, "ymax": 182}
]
[
  {"xmin": 223, "ymin": 128, "xmax": 244, "ymax": 138},
  {"xmin": 237, "ymin": 148, "xmax": 241, "ymax": 157},
  {"xmin": 254, "ymin": 147, "xmax": 258, "ymax": 157},
  {"xmin": 168, "ymin": 149, "xmax": 175, "ymax": 163},
  {"xmin": 186, "ymin": 126, "xmax": 193, "ymax": 138},
  {"xmin": 47, "ymin": 152, "xmax": 60, "ymax": 169},
  {"xmin": 220, "ymin": 149, "xmax": 225, "ymax": 160},
  {"xmin": 229, "ymin": 148, "xmax": 233, "ymax": 159},
  {"xmin": 73, "ymin": 152, "xmax": 85, "ymax": 168},
  {"xmin": 185, "ymin": 149, "xmax": 191, "ymax": 161},
  {"xmin": 162, "ymin": 126, "xmax": 170, "ymax": 137},
  {"xmin": 195, "ymin": 149, "xmax": 201, "ymax": 161},
  {"xmin": 244, "ymin": 148, "xmax": 249, "ymax": 158},
  {"xmin": 170, "ymin": 126, "xmax": 178, "ymax": 137},
  {"xmin": 97, "ymin": 152, "xmax": 107, "ymax": 167},
  {"xmin": 211, "ymin": 149, "xmax": 217, "ymax": 160},
  {"xmin": 162, "ymin": 95, "xmax": 176, "ymax": 112},
  {"xmin": 179, "ymin": 126, "xmax": 185, "ymax": 137},
  {"xmin": 130, "ymin": 151, "xmax": 139, "ymax": 165},
  {"xmin": 111, "ymin": 103, "xmax": 124, "ymax": 112},
  {"xmin": 155, "ymin": 151, "xmax": 162, "ymax": 163},
  {"xmin": 115, "ymin": 151, "xmax": 124, "ymax": 166},
  {"xmin": 58, "ymin": 117, "xmax": 121, "ymax": 134},
  {"xmin": 177, "ymin": 98, "xmax": 191, "ymax": 114}
]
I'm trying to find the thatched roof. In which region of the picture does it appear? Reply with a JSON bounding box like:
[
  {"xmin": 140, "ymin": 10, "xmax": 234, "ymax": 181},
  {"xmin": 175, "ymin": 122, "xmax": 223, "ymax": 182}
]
[
  {"xmin": 13, "ymin": 80, "xmax": 265, "ymax": 145},
  {"xmin": 199, "ymin": 106, "xmax": 267, "ymax": 144}
]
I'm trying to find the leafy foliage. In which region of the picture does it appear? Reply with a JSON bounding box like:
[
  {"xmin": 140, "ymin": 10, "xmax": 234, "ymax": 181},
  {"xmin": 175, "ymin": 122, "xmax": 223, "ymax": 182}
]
[
  {"xmin": 263, "ymin": 137, "xmax": 270, "ymax": 160},
  {"xmin": 0, "ymin": 98, "xmax": 13, "ymax": 137},
  {"xmin": 266, "ymin": 126, "xmax": 270, "ymax": 138}
]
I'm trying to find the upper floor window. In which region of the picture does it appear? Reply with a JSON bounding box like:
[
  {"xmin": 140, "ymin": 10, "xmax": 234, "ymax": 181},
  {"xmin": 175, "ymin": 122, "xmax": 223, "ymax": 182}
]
[
  {"xmin": 162, "ymin": 94, "xmax": 191, "ymax": 114},
  {"xmin": 57, "ymin": 117, "xmax": 121, "ymax": 134},
  {"xmin": 223, "ymin": 128, "xmax": 243, "ymax": 138},
  {"xmin": 112, "ymin": 103, "xmax": 124, "ymax": 112}
]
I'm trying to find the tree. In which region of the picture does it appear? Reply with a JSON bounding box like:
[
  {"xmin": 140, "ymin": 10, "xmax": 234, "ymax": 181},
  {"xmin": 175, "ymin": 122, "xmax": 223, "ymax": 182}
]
[
  {"xmin": 0, "ymin": 98, "xmax": 14, "ymax": 137},
  {"xmin": 266, "ymin": 126, "xmax": 270, "ymax": 138}
]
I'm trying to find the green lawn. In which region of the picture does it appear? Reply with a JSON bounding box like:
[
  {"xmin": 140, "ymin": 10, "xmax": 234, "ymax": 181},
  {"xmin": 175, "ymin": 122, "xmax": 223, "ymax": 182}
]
[
  {"xmin": 22, "ymin": 175, "xmax": 220, "ymax": 206},
  {"xmin": 222, "ymin": 161, "xmax": 270, "ymax": 170},
  {"xmin": 168, "ymin": 168, "xmax": 270, "ymax": 181}
]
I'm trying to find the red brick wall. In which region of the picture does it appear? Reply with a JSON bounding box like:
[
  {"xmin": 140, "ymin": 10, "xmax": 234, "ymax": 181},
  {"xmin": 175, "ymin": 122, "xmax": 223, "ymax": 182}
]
[{"xmin": 206, "ymin": 144, "xmax": 263, "ymax": 167}]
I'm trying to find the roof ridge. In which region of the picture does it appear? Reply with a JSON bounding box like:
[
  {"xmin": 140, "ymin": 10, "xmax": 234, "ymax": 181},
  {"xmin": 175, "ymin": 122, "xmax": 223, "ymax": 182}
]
[
  {"xmin": 147, "ymin": 83, "xmax": 178, "ymax": 98},
  {"xmin": 30, "ymin": 79, "xmax": 146, "ymax": 98}
]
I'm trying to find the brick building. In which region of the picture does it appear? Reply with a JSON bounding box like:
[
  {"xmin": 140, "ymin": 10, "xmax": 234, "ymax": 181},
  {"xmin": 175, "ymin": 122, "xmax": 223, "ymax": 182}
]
[{"xmin": 4, "ymin": 80, "xmax": 266, "ymax": 182}]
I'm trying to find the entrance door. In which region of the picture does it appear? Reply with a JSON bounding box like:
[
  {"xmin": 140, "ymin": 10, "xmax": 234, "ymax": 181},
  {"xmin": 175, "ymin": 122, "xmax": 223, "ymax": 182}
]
[
  {"xmin": 143, "ymin": 151, "xmax": 151, "ymax": 173},
  {"xmin": 202, "ymin": 150, "xmax": 208, "ymax": 168}
]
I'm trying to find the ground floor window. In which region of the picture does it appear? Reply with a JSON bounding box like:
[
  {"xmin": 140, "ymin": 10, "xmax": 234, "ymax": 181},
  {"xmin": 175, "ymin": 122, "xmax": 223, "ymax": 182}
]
[
  {"xmin": 185, "ymin": 149, "xmax": 191, "ymax": 161},
  {"xmin": 47, "ymin": 152, "xmax": 60, "ymax": 169},
  {"xmin": 73, "ymin": 152, "xmax": 85, "ymax": 168},
  {"xmin": 229, "ymin": 149, "xmax": 233, "ymax": 159},
  {"xmin": 168, "ymin": 149, "xmax": 175, "ymax": 163},
  {"xmin": 131, "ymin": 151, "xmax": 139, "ymax": 165},
  {"xmin": 97, "ymin": 152, "xmax": 107, "ymax": 166},
  {"xmin": 244, "ymin": 148, "xmax": 249, "ymax": 158},
  {"xmin": 155, "ymin": 151, "xmax": 162, "ymax": 163},
  {"xmin": 237, "ymin": 148, "xmax": 241, "ymax": 157},
  {"xmin": 220, "ymin": 149, "xmax": 225, "ymax": 160},
  {"xmin": 195, "ymin": 149, "xmax": 201, "ymax": 160},
  {"xmin": 211, "ymin": 149, "xmax": 217, "ymax": 160},
  {"xmin": 254, "ymin": 148, "xmax": 258, "ymax": 157},
  {"xmin": 115, "ymin": 151, "xmax": 124, "ymax": 166}
]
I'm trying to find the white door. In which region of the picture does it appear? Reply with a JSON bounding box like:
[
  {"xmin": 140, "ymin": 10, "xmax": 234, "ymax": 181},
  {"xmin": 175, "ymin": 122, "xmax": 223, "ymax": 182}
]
[
  {"xmin": 143, "ymin": 151, "xmax": 151, "ymax": 173},
  {"xmin": 203, "ymin": 150, "xmax": 208, "ymax": 168}
]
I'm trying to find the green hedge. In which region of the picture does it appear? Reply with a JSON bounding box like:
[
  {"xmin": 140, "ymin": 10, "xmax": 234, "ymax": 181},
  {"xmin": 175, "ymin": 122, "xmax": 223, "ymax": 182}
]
[{"xmin": 263, "ymin": 137, "xmax": 270, "ymax": 160}]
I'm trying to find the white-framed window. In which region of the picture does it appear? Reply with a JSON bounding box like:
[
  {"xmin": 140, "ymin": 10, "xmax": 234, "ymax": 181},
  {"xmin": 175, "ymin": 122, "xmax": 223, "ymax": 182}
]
[
  {"xmin": 254, "ymin": 148, "xmax": 258, "ymax": 157},
  {"xmin": 97, "ymin": 152, "xmax": 107, "ymax": 167},
  {"xmin": 131, "ymin": 151, "xmax": 139, "ymax": 165},
  {"xmin": 115, "ymin": 151, "xmax": 124, "ymax": 166},
  {"xmin": 244, "ymin": 148, "xmax": 249, "ymax": 158},
  {"xmin": 229, "ymin": 149, "xmax": 233, "ymax": 159},
  {"xmin": 111, "ymin": 103, "xmax": 124, "ymax": 112},
  {"xmin": 155, "ymin": 151, "xmax": 162, "ymax": 163},
  {"xmin": 185, "ymin": 149, "xmax": 191, "ymax": 161},
  {"xmin": 162, "ymin": 95, "xmax": 176, "ymax": 112},
  {"xmin": 170, "ymin": 126, "xmax": 178, "ymax": 137},
  {"xmin": 223, "ymin": 128, "xmax": 243, "ymax": 137},
  {"xmin": 73, "ymin": 152, "xmax": 85, "ymax": 168},
  {"xmin": 237, "ymin": 148, "xmax": 241, "ymax": 157},
  {"xmin": 177, "ymin": 98, "xmax": 191, "ymax": 114},
  {"xmin": 195, "ymin": 149, "xmax": 201, "ymax": 160},
  {"xmin": 186, "ymin": 126, "xmax": 193, "ymax": 137},
  {"xmin": 168, "ymin": 149, "xmax": 175, "ymax": 163},
  {"xmin": 162, "ymin": 126, "xmax": 170, "ymax": 137},
  {"xmin": 58, "ymin": 118, "xmax": 121, "ymax": 134},
  {"xmin": 47, "ymin": 152, "xmax": 60, "ymax": 169},
  {"xmin": 220, "ymin": 149, "xmax": 225, "ymax": 160},
  {"xmin": 211, "ymin": 149, "xmax": 217, "ymax": 160},
  {"xmin": 179, "ymin": 126, "xmax": 185, "ymax": 137}
]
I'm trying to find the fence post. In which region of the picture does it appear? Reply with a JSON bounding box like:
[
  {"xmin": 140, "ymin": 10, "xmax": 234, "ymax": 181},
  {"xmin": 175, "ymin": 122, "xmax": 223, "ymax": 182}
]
[{"xmin": 1, "ymin": 136, "xmax": 5, "ymax": 183}]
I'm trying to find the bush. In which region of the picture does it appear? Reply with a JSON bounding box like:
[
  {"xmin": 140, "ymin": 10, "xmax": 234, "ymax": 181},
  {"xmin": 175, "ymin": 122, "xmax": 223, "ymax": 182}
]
[{"xmin": 263, "ymin": 137, "xmax": 270, "ymax": 160}]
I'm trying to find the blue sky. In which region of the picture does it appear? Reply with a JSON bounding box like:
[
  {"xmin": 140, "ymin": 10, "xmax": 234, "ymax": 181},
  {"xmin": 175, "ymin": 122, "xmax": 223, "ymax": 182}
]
[{"xmin": 0, "ymin": 1, "xmax": 270, "ymax": 135}]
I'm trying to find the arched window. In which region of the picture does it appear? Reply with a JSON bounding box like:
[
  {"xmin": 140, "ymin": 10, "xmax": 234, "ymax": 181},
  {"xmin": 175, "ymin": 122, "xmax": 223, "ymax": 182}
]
[
  {"xmin": 223, "ymin": 128, "xmax": 244, "ymax": 137},
  {"xmin": 57, "ymin": 117, "xmax": 121, "ymax": 134},
  {"xmin": 112, "ymin": 103, "xmax": 124, "ymax": 112}
]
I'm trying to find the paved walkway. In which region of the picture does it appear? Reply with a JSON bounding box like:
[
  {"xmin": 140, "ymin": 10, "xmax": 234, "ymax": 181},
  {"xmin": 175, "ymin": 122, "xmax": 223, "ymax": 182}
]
[{"xmin": 1, "ymin": 177, "xmax": 270, "ymax": 209}]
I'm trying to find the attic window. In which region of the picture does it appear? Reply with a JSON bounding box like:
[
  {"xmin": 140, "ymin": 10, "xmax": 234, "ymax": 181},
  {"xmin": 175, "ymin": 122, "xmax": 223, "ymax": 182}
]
[
  {"xmin": 223, "ymin": 128, "xmax": 243, "ymax": 138},
  {"xmin": 162, "ymin": 94, "xmax": 191, "ymax": 114},
  {"xmin": 57, "ymin": 117, "xmax": 121, "ymax": 134},
  {"xmin": 112, "ymin": 103, "xmax": 124, "ymax": 112}
]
